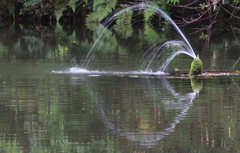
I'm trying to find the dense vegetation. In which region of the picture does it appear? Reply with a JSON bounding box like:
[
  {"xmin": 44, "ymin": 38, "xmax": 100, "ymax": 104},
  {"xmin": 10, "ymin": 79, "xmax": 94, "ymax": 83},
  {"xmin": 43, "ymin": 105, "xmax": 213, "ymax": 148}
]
[
  {"xmin": 1, "ymin": 0, "xmax": 240, "ymax": 30},
  {"xmin": 1, "ymin": 0, "xmax": 240, "ymax": 66}
]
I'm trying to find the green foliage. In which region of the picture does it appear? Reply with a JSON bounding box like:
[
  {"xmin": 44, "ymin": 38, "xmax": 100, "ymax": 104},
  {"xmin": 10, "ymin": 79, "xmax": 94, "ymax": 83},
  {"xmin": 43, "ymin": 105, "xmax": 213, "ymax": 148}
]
[
  {"xmin": 23, "ymin": 36, "xmax": 44, "ymax": 52},
  {"xmin": 67, "ymin": 0, "xmax": 78, "ymax": 13},
  {"xmin": 166, "ymin": 0, "xmax": 180, "ymax": 5},
  {"xmin": 0, "ymin": 137, "xmax": 23, "ymax": 153},
  {"xmin": 199, "ymin": 32, "xmax": 207, "ymax": 40},
  {"xmin": 0, "ymin": 0, "xmax": 239, "ymax": 27},
  {"xmin": 144, "ymin": 24, "xmax": 160, "ymax": 42},
  {"xmin": 114, "ymin": 24, "xmax": 133, "ymax": 39},
  {"xmin": 86, "ymin": 0, "xmax": 117, "ymax": 23},
  {"xmin": 18, "ymin": 0, "xmax": 56, "ymax": 18},
  {"xmin": 115, "ymin": 10, "xmax": 133, "ymax": 25},
  {"xmin": 199, "ymin": 3, "xmax": 207, "ymax": 10},
  {"xmin": 93, "ymin": 0, "xmax": 107, "ymax": 8},
  {"xmin": 55, "ymin": 1, "xmax": 68, "ymax": 21},
  {"xmin": 18, "ymin": 0, "xmax": 40, "ymax": 15},
  {"xmin": 191, "ymin": 78, "xmax": 203, "ymax": 93},
  {"xmin": 189, "ymin": 58, "xmax": 203, "ymax": 75},
  {"xmin": 15, "ymin": 0, "xmax": 80, "ymax": 21},
  {"xmin": 0, "ymin": 42, "xmax": 8, "ymax": 59},
  {"xmin": 113, "ymin": 8, "xmax": 133, "ymax": 38},
  {"xmin": 143, "ymin": 1, "xmax": 161, "ymax": 23},
  {"xmin": 21, "ymin": 0, "xmax": 41, "ymax": 7},
  {"xmin": 54, "ymin": 0, "xmax": 81, "ymax": 21},
  {"xmin": 6, "ymin": 0, "xmax": 15, "ymax": 17},
  {"xmin": 144, "ymin": 9, "xmax": 155, "ymax": 23},
  {"xmin": 114, "ymin": 9, "xmax": 133, "ymax": 39}
]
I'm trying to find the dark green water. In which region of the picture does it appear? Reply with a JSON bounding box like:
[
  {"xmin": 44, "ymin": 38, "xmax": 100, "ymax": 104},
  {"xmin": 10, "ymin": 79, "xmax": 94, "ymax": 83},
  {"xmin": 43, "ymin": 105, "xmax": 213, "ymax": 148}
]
[{"xmin": 0, "ymin": 23, "xmax": 240, "ymax": 152}]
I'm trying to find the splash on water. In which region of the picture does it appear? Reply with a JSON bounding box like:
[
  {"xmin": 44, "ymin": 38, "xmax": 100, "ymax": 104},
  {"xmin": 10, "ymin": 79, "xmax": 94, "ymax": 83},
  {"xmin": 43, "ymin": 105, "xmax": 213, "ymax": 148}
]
[
  {"xmin": 52, "ymin": 67, "xmax": 167, "ymax": 76},
  {"xmin": 52, "ymin": 67, "xmax": 98, "ymax": 74}
]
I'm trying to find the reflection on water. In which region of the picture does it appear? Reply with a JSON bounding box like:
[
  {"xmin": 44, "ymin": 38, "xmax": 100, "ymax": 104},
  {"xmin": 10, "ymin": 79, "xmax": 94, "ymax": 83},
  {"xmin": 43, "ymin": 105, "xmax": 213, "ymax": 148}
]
[
  {"xmin": 89, "ymin": 77, "xmax": 196, "ymax": 147},
  {"xmin": 0, "ymin": 24, "xmax": 240, "ymax": 152},
  {"xmin": 1, "ymin": 75, "xmax": 240, "ymax": 152}
]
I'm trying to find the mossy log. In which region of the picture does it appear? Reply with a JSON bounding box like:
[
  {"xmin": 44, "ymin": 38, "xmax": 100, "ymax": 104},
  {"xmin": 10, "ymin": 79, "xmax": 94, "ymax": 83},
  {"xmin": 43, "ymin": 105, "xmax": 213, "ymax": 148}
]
[{"xmin": 189, "ymin": 58, "xmax": 203, "ymax": 75}]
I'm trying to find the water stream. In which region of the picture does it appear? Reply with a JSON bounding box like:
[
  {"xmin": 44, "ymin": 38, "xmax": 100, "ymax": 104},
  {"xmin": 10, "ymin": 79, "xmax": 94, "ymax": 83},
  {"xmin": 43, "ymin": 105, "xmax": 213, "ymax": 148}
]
[{"xmin": 61, "ymin": 3, "xmax": 198, "ymax": 75}]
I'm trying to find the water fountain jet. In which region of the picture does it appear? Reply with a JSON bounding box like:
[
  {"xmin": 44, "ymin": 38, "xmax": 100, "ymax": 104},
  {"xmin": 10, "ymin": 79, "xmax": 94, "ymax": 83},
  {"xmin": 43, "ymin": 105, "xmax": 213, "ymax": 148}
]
[{"xmin": 83, "ymin": 4, "xmax": 199, "ymax": 73}]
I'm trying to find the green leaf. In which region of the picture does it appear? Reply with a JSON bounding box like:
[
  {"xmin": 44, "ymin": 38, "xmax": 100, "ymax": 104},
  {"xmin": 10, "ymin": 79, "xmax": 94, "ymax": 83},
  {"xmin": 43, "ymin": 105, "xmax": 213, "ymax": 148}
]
[
  {"xmin": 55, "ymin": 2, "xmax": 67, "ymax": 21},
  {"xmin": 93, "ymin": 0, "xmax": 106, "ymax": 8},
  {"xmin": 55, "ymin": 9, "xmax": 63, "ymax": 21},
  {"xmin": 86, "ymin": 0, "xmax": 117, "ymax": 23},
  {"xmin": 115, "ymin": 10, "xmax": 133, "ymax": 25},
  {"xmin": 68, "ymin": 0, "xmax": 77, "ymax": 13},
  {"xmin": 144, "ymin": 24, "xmax": 159, "ymax": 42},
  {"xmin": 143, "ymin": 1, "xmax": 159, "ymax": 23},
  {"xmin": 199, "ymin": 3, "xmax": 206, "ymax": 10},
  {"xmin": 144, "ymin": 9, "xmax": 155, "ymax": 23},
  {"xmin": 166, "ymin": 0, "xmax": 180, "ymax": 5},
  {"xmin": 114, "ymin": 24, "xmax": 133, "ymax": 39},
  {"xmin": 7, "ymin": 0, "xmax": 15, "ymax": 17}
]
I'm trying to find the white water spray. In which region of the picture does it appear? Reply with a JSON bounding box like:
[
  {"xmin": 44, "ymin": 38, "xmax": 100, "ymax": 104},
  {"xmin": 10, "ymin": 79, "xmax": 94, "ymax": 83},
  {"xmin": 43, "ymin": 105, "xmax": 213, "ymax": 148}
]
[
  {"xmin": 53, "ymin": 3, "xmax": 197, "ymax": 74},
  {"xmin": 82, "ymin": 4, "xmax": 196, "ymax": 71}
]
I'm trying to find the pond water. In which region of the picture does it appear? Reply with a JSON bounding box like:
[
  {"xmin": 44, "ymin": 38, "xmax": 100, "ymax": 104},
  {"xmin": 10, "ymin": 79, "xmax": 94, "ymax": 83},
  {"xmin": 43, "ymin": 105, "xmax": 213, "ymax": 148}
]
[{"xmin": 0, "ymin": 23, "xmax": 240, "ymax": 152}]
